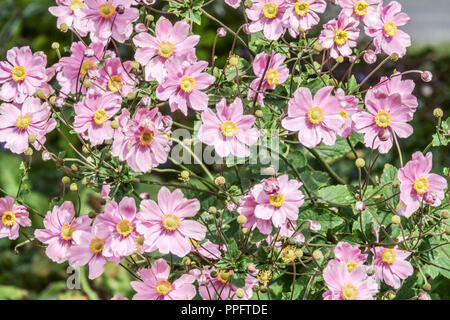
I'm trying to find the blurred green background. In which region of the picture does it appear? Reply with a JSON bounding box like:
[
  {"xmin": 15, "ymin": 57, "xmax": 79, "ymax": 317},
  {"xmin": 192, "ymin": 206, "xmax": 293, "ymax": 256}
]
[{"xmin": 0, "ymin": 0, "xmax": 448, "ymax": 299}]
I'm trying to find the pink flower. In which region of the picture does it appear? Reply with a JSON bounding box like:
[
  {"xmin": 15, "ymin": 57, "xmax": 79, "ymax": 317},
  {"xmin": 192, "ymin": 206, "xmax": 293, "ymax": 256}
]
[
  {"xmin": 111, "ymin": 108, "xmax": 172, "ymax": 173},
  {"xmin": 237, "ymin": 175, "xmax": 304, "ymax": 235},
  {"xmin": 363, "ymin": 49, "xmax": 377, "ymax": 64},
  {"xmin": 133, "ymin": 18, "xmax": 200, "ymax": 83},
  {"xmin": 331, "ymin": 242, "xmax": 368, "ymax": 272},
  {"xmin": 34, "ymin": 201, "xmax": 91, "ymax": 263},
  {"xmin": 352, "ymin": 92, "xmax": 413, "ymax": 153},
  {"xmin": 319, "ymin": 13, "xmax": 360, "ymax": 59},
  {"xmin": 93, "ymin": 197, "xmax": 140, "ymax": 258},
  {"xmin": 97, "ymin": 57, "xmax": 135, "ymax": 96},
  {"xmin": 335, "ymin": 88, "xmax": 360, "ymax": 138},
  {"xmin": 156, "ymin": 59, "xmax": 215, "ymax": 116},
  {"xmin": 0, "ymin": 97, "xmax": 56, "ymax": 154},
  {"xmin": 245, "ymin": 0, "xmax": 287, "ymax": 40},
  {"xmin": 281, "ymin": 86, "xmax": 345, "ymax": 149},
  {"xmin": 282, "ymin": 0, "xmax": 327, "ymax": 37},
  {"xmin": 323, "ymin": 262, "xmax": 379, "ymax": 300},
  {"xmin": 339, "ymin": 0, "xmax": 381, "ymax": 27},
  {"xmin": 197, "ymin": 98, "xmax": 259, "ymax": 158},
  {"xmin": 101, "ymin": 184, "xmax": 111, "ymax": 199},
  {"xmin": 74, "ymin": 90, "xmax": 122, "ymax": 146},
  {"xmin": 225, "ymin": 0, "xmax": 241, "ymax": 9},
  {"xmin": 418, "ymin": 292, "xmax": 431, "ymax": 300},
  {"xmin": 136, "ymin": 187, "xmax": 206, "ymax": 258},
  {"xmin": 0, "ymin": 46, "xmax": 47, "ymax": 103},
  {"xmin": 308, "ymin": 220, "xmax": 321, "ymax": 233},
  {"xmin": 373, "ymin": 246, "xmax": 414, "ymax": 289},
  {"xmin": 78, "ymin": 0, "xmax": 139, "ymax": 43},
  {"xmin": 191, "ymin": 240, "xmax": 223, "ymax": 260},
  {"xmin": 131, "ymin": 258, "xmax": 196, "ymax": 300},
  {"xmin": 0, "ymin": 196, "xmax": 31, "ymax": 240},
  {"xmin": 398, "ymin": 152, "xmax": 448, "ymax": 218},
  {"xmin": 365, "ymin": 1, "xmax": 411, "ymax": 57},
  {"xmin": 247, "ymin": 52, "xmax": 289, "ymax": 107},
  {"xmin": 69, "ymin": 226, "xmax": 120, "ymax": 279},
  {"xmin": 48, "ymin": 0, "xmax": 88, "ymax": 34}
]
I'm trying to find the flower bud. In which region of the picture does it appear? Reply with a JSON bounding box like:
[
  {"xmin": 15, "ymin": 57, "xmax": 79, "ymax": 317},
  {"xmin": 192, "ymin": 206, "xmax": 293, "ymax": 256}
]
[
  {"xmin": 182, "ymin": 256, "xmax": 191, "ymax": 266},
  {"xmin": 71, "ymin": 164, "xmax": 79, "ymax": 172},
  {"xmin": 24, "ymin": 148, "xmax": 33, "ymax": 156},
  {"xmin": 130, "ymin": 61, "xmax": 140, "ymax": 70},
  {"xmin": 140, "ymin": 95, "xmax": 151, "ymax": 107},
  {"xmin": 389, "ymin": 53, "xmax": 399, "ymax": 61},
  {"xmin": 308, "ymin": 220, "xmax": 321, "ymax": 233},
  {"xmin": 363, "ymin": 50, "xmax": 377, "ymax": 64},
  {"xmin": 55, "ymin": 97, "xmax": 65, "ymax": 108},
  {"xmin": 433, "ymin": 108, "xmax": 443, "ymax": 118},
  {"xmin": 355, "ymin": 201, "xmax": 366, "ymax": 212},
  {"xmin": 247, "ymin": 263, "xmax": 257, "ymax": 274},
  {"xmin": 42, "ymin": 151, "xmax": 52, "ymax": 161},
  {"xmin": 111, "ymin": 120, "xmax": 119, "ymax": 129},
  {"xmin": 423, "ymin": 192, "xmax": 437, "ymax": 205},
  {"xmin": 378, "ymin": 129, "xmax": 391, "ymax": 141},
  {"xmin": 418, "ymin": 292, "xmax": 431, "ymax": 300},
  {"xmin": 227, "ymin": 201, "xmax": 237, "ymax": 212},
  {"xmin": 312, "ymin": 249, "xmax": 323, "ymax": 260},
  {"xmin": 244, "ymin": 0, "xmax": 253, "ymax": 8},
  {"xmin": 355, "ymin": 158, "xmax": 365, "ymax": 168},
  {"xmin": 83, "ymin": 79, "xmax": 91, "ymax": 88},
  {"xmin": 236, "ymin": 288, "xmax": 245, "ymax": 299},
  {"xmin": 237, "ymin": 215, "xmax": 247, "ymax": 225},
  {"xmin": 70, "ymin": 183, "xmax": 78, "ymax": 192},
  {"xmin": 391, "ymin": 215, "xmax": 401, "ymax": 225},
  {"xmin": 255, "ymin": 109, "xmax": 264, "ymax": 118},
  {"xmin": 88, "ymin": 211, "xmax": 97, "ymax": 219},
  {"xmin": 242, "ymin": 228, "xmax": 249, "ymax": 234},
  {"xmin": 208, "ymin": 206, "xmax": 218, "ymax": 215},
  {"xmin": 62, "ymin": 176, "xmax": 71, "ymax": 185},
  {"xmin": 139, "ymin": 192, "xmax": 150, "ymax": 200},
  {"xmin": 51, "ymin": 42, "xmax": 60, "ymax": 50},
  {"xmin": 229, "ymin": 55, "xmax": 239, "ymax": 67},
  {"xmin": 135, "ymin": 23, "xmax": 147, "ymax": 33},
  {"xmin": 421, "ymin": 71, "xmax": 433, "ymax": 83},
  {"xmin": 336, "ymin": 56, "xmax": 344, "ymax": 64},
  {"xmin": 366, "ymin": 267, "xmax": 375, "ymax": 276},
  {"xmin": 293, "ymin": 232, "xmax": 305, "ymax": 244},
  {"xmin": 215, "ymin": 176, "xmax": 226, "ymax": 186},
  {"xmin": 446, "ymin": 227, "xmax": 450, "ymax": 235},
  {"xmin": 127, "ymin": 91, "xmax": 137, "ymax": 100},
  {"xmin": 295, "ymin": 248, "xmax": 303, "ymax": 259},
  {"xmin": 385, "ymin": 290, "xmax": 396, "ymax": 300},
  {"xmin": 35, "ymin": 89, "xmax": 45, "ymax": 100},
  {"xmin": 116, "ymin": 4, "xmax": 125, "ymax": 14},
  {"xmin": 440, "ymin": 210, "xmax": 449, "ymax": 219},
  {"xmin": 313, "ymin": 42, "xmax": 323, "ymax": 52},
  {"xmin": 180, "ymin": 170, "xmax": 190, "ymax": 180},
  {"xmin": 28, "ymin": 134, "xmax": 37, "ymax": 144},
  {"xmin": 422, "ymin": 283, "xmax": 431, "ymax": 291},
  {"xmin": 252, "ymin": 285, "xmax": 259, "ymax": 292},
  {"xmin": 145, "ymin": 14, "xmax": 154, "ymax": 22},
  {"xmin": 391, "ymin": 180, "xmax": 400, "ymax": 188},
  {"xmin": 329, "ymin": 78, "xmax": 338, "ymax": 87},
  {"xmin": 217, "ymin": 27, "xmax": 227, "ymax": 38},
  {"xmin": 259, "ymin": 286, "xmax": 268, "ymax": 293},
  {"xmin": 60, "ymin": 23, "xmax": 69, "ymax": 32},
  {"xmin": 81, "ymin": 177, "xmax": 90, "ymax": 185},
  {"xmin": 210, "ymin": 271, "xmax": 218, "ymax": 278}
]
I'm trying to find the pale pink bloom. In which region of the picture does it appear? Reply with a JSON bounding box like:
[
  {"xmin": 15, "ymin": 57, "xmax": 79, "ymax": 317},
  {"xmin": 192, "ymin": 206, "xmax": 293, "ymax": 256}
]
[
  {"xmin": 339, "ymin": 0, "xmax": 381, "ymax": 27},
  {"xmin": 421, "ymin": 71, "xmax": 433, "ymax": 83},
  {"xmin": 282, "ymin": 0, "xmax": 327, "ymax": 37},
  {"xmin": 352, "ymin": 92, "xmax": 413, "ymax": 153},
  {"xmin": 335, "ymin": 88, "xmax": 360, "ymax": 138},
  {"xmin": 365, "ymin": 1, "xmax": 411, "ymax": 57},
  {"xmin": 156, "ymin": 59, "xmax": 215, "ymax": 116},
  {"xmin": 363, "ymin": 49, "xmax": 377, "ymax": 64},
  {"xmin": 237, "ymin": 175, "xmax": 304, "ymax": 235},
  {"xmin": 282, "ymin": 86, "xmax": 345, "ymax": 148},
  {"xmin": 78, "ymin": 0, "xmax": 139, "ymax": 43},
  {"xmin": 133, "ymin": 18, "xmax": 200, "ymax": 83},
  {"xmin": 197, "ymin": 98, "xmax": 259, "ymax": 158},
  {"xmin": 245, "ymin": 0, "xmax": 287, "ymax": 40},
  {"xmin": 111, "ymin": 108, "xmax": 172, "ymax": 173},
  {"xmin": 369, "ymin": 75, "xmax": 418, "ymax": 116},
  {"xmin": 131, "ymin": 259, "xmax": 196, "ymax": 300},
  {"xmin": 323, "ymin": 262, "xmax": 378, "ymax": 300},
  {"xmin": 247, "ymin": 52, "xmax": 289, "ymax": 107},
  {"xmin": 373, "ymin": 246, "xmax": 414, "ymax": 289},
  {"xmin": 0, "ymin": 46, "xmax": 47, "ymax": 103},
  {"xmin": 225, "ymin": 0, "xmax": 241, "ymax": 9},
  {"xmin": 97, "ymin": 57, "xmax": 135, "ymax": 96},
  {"xmin": 418, "ymin": 292, "xmax": 431, "ymax": 300},
  {"xmin": 137, "ymin": 187, "xmax": 206, "ymax": 258},
  {"xmin": 56, "ymin": 41, "xmax": 105, "ymax": 95},
  {"xmin": 397, "ymin": 152, "xmax": 447, "ymax": 218},
  {"xmin": 0, "ymin": 196, "xmax": 31, "ymax": 240},
  {"xmin": 308, "ymin": 220, "xmax": 321, "ymax": 233},
  {"xmin": 0, "ymin": 97, "xmax": 56, "ymax": 154},
  {"xmin": 34, "ymin": 201, "xmax": 91, "ymax": 263},
  {"xmin": 48, "ymin": 0, "xmax": 88, "ymax": 34},
  {"xmin": 69, "ymin": 227, "xmax": 120, "ymax": 279},
  {"xmin": 101, "ymin": 183, "xmax": 111, "ymax": 199},
  {"xmin": 93, "ymin": 197, "xmax": 140, "ymax": 258},
  {"xmin": 191, "ymin": 240, "xmax": 223, "ymax": 260},
  {"xmin": 330, "ymin": 242, "xmax": 368, "ymax": 272},
  {"xmin": 319, "ymin": 13, "xmax": 360, "ymax": 59},
  {"xmin": 73, "ymin": 90, "xmax": 122, "ymax": 146}
]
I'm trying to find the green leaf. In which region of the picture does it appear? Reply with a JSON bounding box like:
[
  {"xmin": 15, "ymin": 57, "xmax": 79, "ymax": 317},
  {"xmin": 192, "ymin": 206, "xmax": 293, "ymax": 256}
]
[
  {"xmin": 318, "ymin": 185, "xmax": 354, "ymax": 205},
  {"xmin": 0, "ymin": 285, "xmax": 27, "ymax": 300},
  {"xmin": 299, "ymin": 206, "xmax": 345, "ymax": 234}
]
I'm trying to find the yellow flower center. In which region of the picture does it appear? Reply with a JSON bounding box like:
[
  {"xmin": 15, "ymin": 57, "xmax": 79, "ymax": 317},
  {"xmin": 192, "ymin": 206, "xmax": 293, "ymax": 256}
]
[
  {"xmin": 384, "ymin": 21, "xmax": 397, "ymax": 37},
  {"xmin": 155, "ymin": 280, "xmax": 172, "ymax": 295},
  {"xmin": 266, "ymin": 68, "xmax": 279, "ymax": 86},
  {"xmin": 346, "ymin": 261, "xmax": 358, "ymax": 272},
  {"xmin": 80, "ymin": 60, "xmax": 95, "ymax": 75},
  {"xmin": 2, "ymin": 211, "xmax": 16, "ymax": 227},
  {"xmin": 281, "ymin": 245, "xmax": 296, "ymax": 263},
  {"xmin": 294, "ymin": 1, "xmax": 310, "ymax": 17},
  {"xmin": 307, "ymin": 106, "xmax": 324, "ymax": 124},
  {"xmin": 413, "ymin": 176, "xmax": 429, "ymax": 194},
  {"xmin": 108, "ymin": 75, "xmax": 123, "ymax": 92},
  {"xmin": 217, "ymin": 270, "xmax": 232, "ymax": 284},
  {"xmin": 15, "ymin": 115, "xmax": 31, "ymax": 130},
  {"xmin": 116, "ymin": 219, "xmax": 134, "ymax": 237},
  {"xmin": 70, "ymin": 0, "xmax": 85, "ymax": 11},
  {"xmin": 93, "ymin": 109, "xmax": 108, "ymax": 125},
  {"xmin": 158, "ymin": 41, "xmax": 174, "ymax": 58},
  {"xmin": 268, "ymin": 193, "xmax": 285, "ymax": 207},
  {"xmin": 11, "ymin": 66, "xmax": 27, "ymax": 82},
  {"xmin": 342, "ymin": 284, "xmax": 358, "ymax": 300},
  {"xmin": 139, "ymin": 129, "xmax": 154, "ymax": 146},
  {"xmin": 162, "ymin": 213, "xmax": 180, "ymax": 231},
  {"xmin": 257, "ymin": 270, "xmax": 273, "ymax": 285},
  {"xmin": 381, "ymin": 248, "xmax": 396, "ymax": 264},
  {"xmin": 220, "ymin": 120, "xmax": 237, "ymax": 137},
  {"xmin": 89, "ymin": 238, "xmax": 105, "ymax": 254},
  {"xmin": 262, "ymin": 2, "xmax": 278, "ymax": 19},
  {"xmin": 334, "ymin": 30, "xmax": 348, "ymax": 45},
  {"xmin": 374, "ymin": 110, "xmax": 391, "ymax": 128},
  {"xmin": 354, "ymin": 1, "xmax": 369, "ymax": 16},
  {"xmin": 99, "ymin": 3, "xmax": 115, "ymax": 18},
  {"xmin": 60, "ymin": 224, "xmax": 75, "ymax": 241},
  {"xmin": 339, "ymin": 109, "xmax": 348, "ymax": 120},
  {"xmin": 179, "ymin": 76, "xmax": 195, "ymax": 93}
]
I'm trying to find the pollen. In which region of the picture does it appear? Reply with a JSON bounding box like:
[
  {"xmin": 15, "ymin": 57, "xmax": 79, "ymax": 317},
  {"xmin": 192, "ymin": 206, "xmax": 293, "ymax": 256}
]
[
  {"xmin": 2, "ymin": 211, "xmax": 16, "ymax": 227},
  {"xmin": 15, "ymin": 115, "xmax": 31, "ymax": 130},
  {"xmin": 339, "ymin": 109, "xmax": 348, "ymax": 120},
  {"xmin": 11, "ymin": 66, "xmax": 27, "ymax": 82},
  {"xmin": 158, "ymin": 41, "xmax": 175, "ymax": 58},
  {"xmin": 99, "ymin": 3, "xmax": 115, "ymax": 18},
  {"xmin": 381, "ymin": 248, "xmax": 396, "ymax": 264},
  {"xmin": 108, "ymin": 75, "xmax": 123, "ymax": 92},
  {"xmin": 281, "ymin": 245, "xmax": 297, "ymax": 263},
  {"xmin": 80, "ymin": 60, "xmax": 95, "ymax": 75},
  {"xmin": 116, "ymin": 219, "xmax": 134, "ymax": 237},
  {"xmin": 262, "ymin": 2, "xmax": 278, "ymax": 19},
  {"xmin": 257, "ymin": 270, "xmax": 273, "ymax": 285},
  {"xmin": 180, "ymin": 75, "xmax": 195, "ymax": 93},
  {"xmin": 93, "ymin": 109, "xmax": 108, "ymax": 125},
  {"xmin": 268, "ymin": 193, "xmax": 285, "ymax": 207},
  {"xmin": 162, "ymin": 213, "xmax": 180, "ymax": 231},
  {"xmin": 155, "ymin": 280, "xmax": 172, "ymax": 295},
  {"xmin": 334, "ymin": 30, "xmax": 348, "ymax": 45},
  {"xmin": 374, "ymin": 109, "xmax": 391, "ymax": 128},
  {"xmin": 60, "ymin": 224, "xmax": 75, "ymax": 241},
  {"xmin": 384, "ymin": 21, "xmax": 397, "ymax": 37},
  {"xmin": 354, "ymin": 1, "xmax": 369, "ymax": 16},
  {"xmin": 413, "ymin": 176, "xmax": 429, "ymax": 194},
  {"xmin": 346, "ymin": 261, "xmax": 358, "ymax": 272},
  {"xmin": 294, "ymin": 1, "xmax": 310, "ymax": 17},
  {"xmin": 342, "ymin": 284, "xmax": 358, "ymax": 300},
  {"xmin": 139, "ymin": 129, "xmax": 154, "ymax": 146},
  {"xmin": 70, "ymin": 0, "xmax": 85, "ymax": 11},
  {"xmin": 307, "ymin": 106, "xmax": 324, "ymax": 124},
  {"xmin": 89, "ymin": 238, "xmax": 105, "ymax": 254},
  {"xmin": 220, "ymin": 120, "xmax": 238, "ymax": 137},
  {"xmin": 266, "ymin": 68, "xmax": 279, "ymax": 86}
]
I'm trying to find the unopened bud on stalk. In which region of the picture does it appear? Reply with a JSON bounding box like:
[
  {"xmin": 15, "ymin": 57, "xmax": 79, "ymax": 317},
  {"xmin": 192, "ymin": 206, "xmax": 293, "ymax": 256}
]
[
  {"xmin": 336, "ymin": 56, "xmax": 344, "ymax": 64},
  {"xmin": 182, "ymin": 257, "xmax": 191, "ymax": 266},
  {"xmin": 252, "ymin": 285, "xmax": 259, "ymax": 292},
  {"xmin": 389, "ymin": 53, "xmax": 399, "ymax": 61},
  {"xmin": 422, "ymin": 283, "xmax": 431, "ymax": 291},
  {"xmin": 446, "ymin": 227, "xmax": 450, "ymax": 235},
  {"xmin": 127, "ymin": 91, "xmax": 137, "ymax": 100},
  {"xmin": 236, "ymin": 288, "xmax": 245, "ymax": 299},
  {"xmin": 180, "ymin": 170, "xmax": 190, "ymax": 180},
  {"xmin": 378, "ymin": 129, "xmax": 391, "ymax": 141},
  {"xmin": 130, "ymin": 61, "xmax": 140, "ymax": 70},
  {"xmin": 51, "ymin": 42, "xmax": 60, "ymax": 50},
  {"xmin": 386, "ymin": 290, "xmax": 396, "ymax": 300},
  {"xmin": 440, "ymin": 210, "xmax": 449, "ymax": 219},
  {"xmin": 237, "ymin": 215, "xmax": 247, "ymax": 225},
  {"xmin": 259, "ymin": 286, "xmax": 268, "ymax": 293},
  {"xmin": 255, "ymin": 109, "xmax": 264, "ymax": 118},
  {"xmin": 139, "ymin": 192, "xmax": 150, "ymax": 200},
  {"xmin": 355, "ymin": 158, "xmax": 365, "ymax": 168},
  {"xmin": 49, "ymin": 96, "xmax": 57, "ymax": 106},
  {"xmin": 229, "ymin": 55, "xmax": 239, "ymax": 67},
  {"xmin": 70, "ymin": 164, "xmax": 79, "ymax": 172},
  {"xmin": 217, "ymin": 27, "xmax": 227, "ymax": 38},
  {"xmin": 215, "ymin": 176, "xmax": 226, "ymax": 186},
  {"xmin": 295, "ymin": 248, "xmax": 303, "ymax": 259},
  {"xmin": 111, "ymin": 120, "xmax": 119, "ymax": 129},
  {"xmin": 210, "ymin": 271, "xmax": 218, "ymax": 278},
  {"xmin": 24, "ymin": 148, "xmax": 33, "ymax": 156},
  {"xmin": 313, "ymin": 42, "xmax": 323, "ymax": 52},
  {"xmin": 145, "ymin": 14, "xmax": 154, "ymax": 22},
  {"xmin": 248, "ymin": 264, "xmax": 257, "ymax": 274},
  {"xmin": 244, "ymin": 0, "xmax": 253, "ymax": 8},
  {"xmin": 355, "ymin": 201, "xmax": 366, "ymax": 212},
  {"xmin": 70, "ymin": 183, "xmax": 78, "ymax": 192},
  {"xmin": 83, "ymin": 79, "xmax": 91, "ymax": 88},
  {"xmin": 61, "ymin": 176, "xmax": 71, "ymax": 185},
  {"xmin": 421, "ymin": 71, "xmax": 433, "ymax": 83},
  {"xmin": 329, "ymin": 78, "xmax": 338, "ymax": 87},
  {"xmin": 116, "ymin": 4, "xmax": 125, "ymax": 14},
  {"xmin": 135, "ymin": 23, "xmax": 147, "ymax": 33},
  {"xmin": 433, "ymin": 108, "xmax": 443, "ymax": 118},
  {"xmin": 363, "ymin": 50, "xmax": 377, "ymax": 65},
  {"xmin": 60, "ymin": 23, "xmax": 69, "ymax": 32},
  {"xmin": 366, "ymin": 268, "xmax": 375, "ymax": 276},
  {"xmin": 28, "ymin": 134, "xmax": 36, "ymax": 144},
  {"xmin": 312, "ymin": 249, "xmax": 323, "ymax": 260},
  {"xmin": 391, "ymin": 215, "xmax": 401, "ymax": 225},
  {"xmin": 81, "ymin": 177, "xmax": 90, "ymax": 185},
  {"xmin": 55, "ymin": 97, "xmax": 65, "ymax": 108},
  {"xmin": 242, "ymin": 228, "xmax": 249, "ymax": 234},
  {"xmin": 35, "ymin": 89, "xmax": 45, "ymax": 99},
  {"xmin": 88, "ymin": 211, "xmax": 97, "ymax": 219},
  {"xmin": 208, "ymin": 206, "xmax": 218, "ymax": 215}
]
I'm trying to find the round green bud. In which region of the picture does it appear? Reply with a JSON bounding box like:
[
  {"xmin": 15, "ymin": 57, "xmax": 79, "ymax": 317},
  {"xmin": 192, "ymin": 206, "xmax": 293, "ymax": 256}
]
[
  {"xmin": 329, "ymin": 78, "xmax": 338, "ymax": 87},
  {"xmin": 242, "ymin": 228, "xmax": 249, "ymax": 235},
  {"xmin": 386, "ymin": 290, "xmax": 396, "ymax": 300},
  {"xmin": 28, "ymin": 134, "xmax": 37, "ymax": 144},
  {"xmin": 182, "ymin": 256, "xmax": 191, "ymax": 266},
  {"xmin": 255, "ymin": 110, "xmax": 264, "ymax": 118},
  {"xmin": 82, "ymin": 145, "xmax": 89, "ymax": 154},
  {"xmin": 229, "ymin": 55, "xmax": 239, "ymax": 67},
  {"xmin": 440, "ymin": 210, "xmax": 449, "ymax": 219},
  {"xmin": 252, "ymin": 285, "xmax": 259, "ymax": 292},
  {"xmin": 433, "ymin": 108, "xmax": 444, "ymax": 118},
  {"xmin": 69, "ymin": 183, "xmax": 78, "ymax": 192},
  {"xmin": 336, "ymin": 56, "xmax": 344, "ymax": 64},
  {"xmin": 24, "ymin": 147, "xmax": 33, "ymax": 156},
  {"xmin": 60, "ymin": 23, "xmax": 69, "ymax": 32},
  {"xmin": 313, "ymin": 42, "xmax": 323, "ymax": 52},
  {"xmin": 355, "ymin": 158, "xmax": 365, "ymax": 168},
  {"xmin": 110, "ymin": 120, "xmax": 119, "ymax": 129},
  {"xmin": 208, "ymin": 206, "xmax": 218, "ymax": 215},
  {"xmin": 391, "ymin": 180, "xmax": 400, "ymax": 188},
  {"xmin": 130, "ymin": 61, "xmax": 140, "ymax": 70},
  {"xmin": 244, "ymin": 0, "xmax": 253, "ymax": 8},
  {"xmin": 237, "ymin": 215, "xmax": 247, "ymax": 225},
  {"xmin": 210, "ymin": 271, "xmax": 218, "ymax": 278},
  {"xmin": 83, "ymin": 79, "xmax": 91, "ymax": 88},
  {"xmin": 81, "ymin": 177, "xmax": 90, "ymax": 186},
  {"xmin": 35, "ymin": 89, "xmax": 45, "ymax": 99},
  {"xmin": 422, "ymin": 283, "xmax": 431, "ymax": 292},
  {"xmin": 312, "ymin": 249, "xmax": 323, "ymax": 260},
  {"xmin": 49, "ymin": 96, "xmax": 57, "ymax": 106},
  {"xmin": 259, "ymin": 286, "xmax": 268, "ymax": 293},
  {"xmin": 391, "ymin": 215, "xmax": 401, "ymax": 225},
  {"xmin": 220, "ymin": 272, "xmax": 230, "ymax": 281},
  {"xmin": 88, "ymin": 211, "xmax": 97, "ymax": 219},
  {"xmin": 180, "ymin": 170, "xmax": 190, "ymax": 179},
  {"xmin": 127, "ymin": 91, "xmax": 137, "ymax": 100},
  {"xmin": 51, "ymin": 42, "xmax": 60, "ymax": 50},
  {"xmin": 145, "ymin": 14, "xmax": 154, "ymax": 22},
  {"xmin": 390, "ymin": 53, "xmax": 399, "ymax": 62},
  {"xmin": 236, "ymin": 288, "xmax": 245, "ymax": 299},
  {"xmin": 215, "ymin": 176, "xmax": 226, "ymax": 186},
  {"xmin": 61, "ymin": 176, "xmax": 71, "ymax": 185},
  {"xmin": 70, "ymin": 164, "xmax": 79, "ymax": 172}
]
